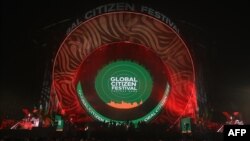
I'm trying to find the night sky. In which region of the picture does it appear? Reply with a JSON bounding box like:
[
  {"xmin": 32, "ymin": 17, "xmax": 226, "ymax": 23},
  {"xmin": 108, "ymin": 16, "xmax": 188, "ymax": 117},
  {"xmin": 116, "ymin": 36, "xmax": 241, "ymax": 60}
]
[{"xmin": 1, "ymin": 1, "xmax": 250, "ymax": 122}]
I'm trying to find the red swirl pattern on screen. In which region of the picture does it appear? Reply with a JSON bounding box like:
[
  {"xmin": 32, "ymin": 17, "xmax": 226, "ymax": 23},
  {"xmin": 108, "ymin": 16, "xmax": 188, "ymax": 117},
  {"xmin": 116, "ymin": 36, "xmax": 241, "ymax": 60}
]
[{"xmin": 51, "ymin": 12, "xmax": 197, "ymax": 125}]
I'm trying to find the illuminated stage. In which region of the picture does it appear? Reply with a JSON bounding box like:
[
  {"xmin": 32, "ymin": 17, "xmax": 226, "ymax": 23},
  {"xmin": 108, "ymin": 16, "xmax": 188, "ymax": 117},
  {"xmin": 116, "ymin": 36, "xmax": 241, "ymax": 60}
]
[
  {"xmin": 49, "ymin": 12, "xmax": 197, "ymax": 128},
  {"xmin": 1, "ymin": 3, "xmax": 215, "ymax": 141}
]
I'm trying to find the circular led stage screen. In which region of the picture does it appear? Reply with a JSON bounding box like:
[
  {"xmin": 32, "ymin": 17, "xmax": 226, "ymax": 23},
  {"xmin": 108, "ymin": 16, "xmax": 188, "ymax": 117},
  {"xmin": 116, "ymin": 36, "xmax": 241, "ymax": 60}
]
[
  {"xmin": 52, "ymin": 12, "xmax": 196, "ymax": 125},
  {"xmin": 76, "ymin": 42, "xmax": 170, "ymax": 123}
]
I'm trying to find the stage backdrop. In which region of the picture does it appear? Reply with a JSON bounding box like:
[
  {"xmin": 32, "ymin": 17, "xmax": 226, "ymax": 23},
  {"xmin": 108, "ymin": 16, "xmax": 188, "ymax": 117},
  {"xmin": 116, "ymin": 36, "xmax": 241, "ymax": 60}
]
[{"xmin": 50, "ymin": 12, "xmax": 197, "ymax": 126}]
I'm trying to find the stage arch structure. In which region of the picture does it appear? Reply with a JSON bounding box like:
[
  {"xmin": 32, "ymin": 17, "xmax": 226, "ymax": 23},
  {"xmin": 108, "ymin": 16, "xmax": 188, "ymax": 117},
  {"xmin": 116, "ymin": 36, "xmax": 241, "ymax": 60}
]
[{"xmin": 49, "ymin": 11, "xmax": 198, "ymax": 126}]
